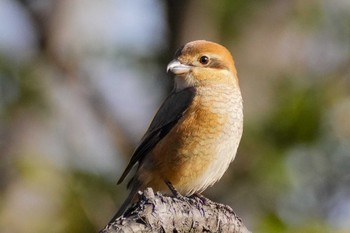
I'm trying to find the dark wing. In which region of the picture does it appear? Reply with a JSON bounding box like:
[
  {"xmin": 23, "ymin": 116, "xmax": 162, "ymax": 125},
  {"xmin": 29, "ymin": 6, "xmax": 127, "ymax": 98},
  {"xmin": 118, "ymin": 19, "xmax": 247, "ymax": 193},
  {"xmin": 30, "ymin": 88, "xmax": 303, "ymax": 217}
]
[{"xmin": 117, "ymin": 87, "xmax": 196, "ymax": 185}]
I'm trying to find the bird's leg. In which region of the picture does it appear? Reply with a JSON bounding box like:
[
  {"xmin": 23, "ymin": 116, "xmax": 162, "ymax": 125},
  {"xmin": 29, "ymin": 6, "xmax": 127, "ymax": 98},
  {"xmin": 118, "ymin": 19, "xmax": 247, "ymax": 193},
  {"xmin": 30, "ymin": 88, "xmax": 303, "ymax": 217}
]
[{"xmin": 164, "ymin": 180, "xmax": 186, "ymax": 200}]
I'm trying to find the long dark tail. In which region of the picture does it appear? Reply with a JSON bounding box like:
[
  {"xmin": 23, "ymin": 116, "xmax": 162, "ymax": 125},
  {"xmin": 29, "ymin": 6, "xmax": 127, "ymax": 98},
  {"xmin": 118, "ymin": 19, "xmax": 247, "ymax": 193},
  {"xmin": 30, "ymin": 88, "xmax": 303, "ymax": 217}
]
[{"xmin": 108, "ymin": 180, "xmax": 141, "ymax": 224}]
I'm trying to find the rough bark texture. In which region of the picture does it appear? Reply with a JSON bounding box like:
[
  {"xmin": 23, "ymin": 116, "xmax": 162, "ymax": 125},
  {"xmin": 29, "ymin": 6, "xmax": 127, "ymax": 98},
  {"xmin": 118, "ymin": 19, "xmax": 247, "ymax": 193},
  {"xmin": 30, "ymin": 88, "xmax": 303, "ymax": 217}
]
[{"xmin": 100, "ymin": 188, "xmax": 251, "ymax": 233}]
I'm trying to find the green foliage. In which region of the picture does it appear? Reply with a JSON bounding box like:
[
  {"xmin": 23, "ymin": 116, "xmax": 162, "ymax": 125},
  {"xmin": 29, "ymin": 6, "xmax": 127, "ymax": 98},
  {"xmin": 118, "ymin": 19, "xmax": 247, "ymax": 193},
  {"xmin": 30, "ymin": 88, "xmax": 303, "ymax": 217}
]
[
  {"xmin": 213, "ymin": 0, "xmax": 271, "ymax": 39},
  {"xmin": 61, "ymin": 171, "xmax": 121, "ymax": 233},
  {"xmin": 257, "ymin": 212, "xmax": 287, "ymax": 233},
  {"xmin": 258, "ymin": 213, "xmax": 338, "ymax": 233},
  {"xmin": 263, "ymin": 79, "xmax": 323, "ymax": 149},
  {"xmin": 292, "ymin": 1, "xmax": 324, "ymax": 30},
  {"xmin": 0, "ymin": 57, "xmax": 47, "ymax": 120}
]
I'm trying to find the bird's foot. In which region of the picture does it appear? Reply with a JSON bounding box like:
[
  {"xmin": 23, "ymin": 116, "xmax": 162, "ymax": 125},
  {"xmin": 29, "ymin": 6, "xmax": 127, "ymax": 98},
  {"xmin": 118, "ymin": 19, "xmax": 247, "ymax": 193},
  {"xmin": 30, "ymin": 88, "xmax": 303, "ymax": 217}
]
[
  {"xmin": 164, "ymin": 180, "xmax": 187, "ymax": 201},
  {"xmin": 192, "ymin": 193, "xmax": 235, "ymax": 213},
  {"xmin": 191, "ymin": 193, "xmax": 212, "ymax": 204}
]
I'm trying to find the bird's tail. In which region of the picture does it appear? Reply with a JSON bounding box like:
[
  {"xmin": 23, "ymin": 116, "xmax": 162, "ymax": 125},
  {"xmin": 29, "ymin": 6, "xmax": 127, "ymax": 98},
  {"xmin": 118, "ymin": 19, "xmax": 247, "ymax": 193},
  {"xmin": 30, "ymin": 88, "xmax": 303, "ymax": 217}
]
[{"xmin": 108, "ymin": 180, "xmax": 141, "ymax": 224}]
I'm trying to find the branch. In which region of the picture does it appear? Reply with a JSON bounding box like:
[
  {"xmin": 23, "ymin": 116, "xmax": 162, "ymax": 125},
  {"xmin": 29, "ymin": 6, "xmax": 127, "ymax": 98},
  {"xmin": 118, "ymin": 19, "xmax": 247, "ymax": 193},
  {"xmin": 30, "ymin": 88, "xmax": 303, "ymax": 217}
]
[{"xmin": 100, "ymin": 188, "xmax": 251, "ymax": 233}]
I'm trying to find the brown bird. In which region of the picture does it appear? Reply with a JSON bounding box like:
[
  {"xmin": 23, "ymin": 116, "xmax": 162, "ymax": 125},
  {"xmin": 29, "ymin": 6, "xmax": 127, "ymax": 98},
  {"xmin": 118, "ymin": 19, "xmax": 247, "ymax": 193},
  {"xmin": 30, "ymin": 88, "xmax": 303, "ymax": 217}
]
[{"xmin": 111, "ymin": 40, "xmax": 243, "ymax": 221}]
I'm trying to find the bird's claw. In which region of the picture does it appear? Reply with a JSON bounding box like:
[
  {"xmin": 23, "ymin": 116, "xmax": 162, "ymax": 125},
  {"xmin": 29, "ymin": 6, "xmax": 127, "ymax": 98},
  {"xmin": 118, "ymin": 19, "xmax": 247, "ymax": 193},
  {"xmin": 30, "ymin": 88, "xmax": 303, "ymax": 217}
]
[{"xmin": 191, "ymin": 193, "xmax": 211, "ymax": 204}]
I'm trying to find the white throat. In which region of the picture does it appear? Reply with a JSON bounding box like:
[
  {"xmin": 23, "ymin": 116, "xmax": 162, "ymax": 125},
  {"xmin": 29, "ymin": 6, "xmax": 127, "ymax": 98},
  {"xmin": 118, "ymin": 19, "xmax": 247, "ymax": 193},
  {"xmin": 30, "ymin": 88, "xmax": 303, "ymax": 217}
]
[{"xmin": 174, "ymin": 74, "xmax": 195, "ymax": 91}]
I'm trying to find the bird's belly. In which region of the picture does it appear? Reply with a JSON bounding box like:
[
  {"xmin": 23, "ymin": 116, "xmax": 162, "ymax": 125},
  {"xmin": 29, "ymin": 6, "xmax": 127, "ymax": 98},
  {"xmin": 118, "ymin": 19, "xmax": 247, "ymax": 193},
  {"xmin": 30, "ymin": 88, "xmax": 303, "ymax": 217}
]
[{"xmin": 144, "ymin": 101, "xmax": 241, "ymax": 195}]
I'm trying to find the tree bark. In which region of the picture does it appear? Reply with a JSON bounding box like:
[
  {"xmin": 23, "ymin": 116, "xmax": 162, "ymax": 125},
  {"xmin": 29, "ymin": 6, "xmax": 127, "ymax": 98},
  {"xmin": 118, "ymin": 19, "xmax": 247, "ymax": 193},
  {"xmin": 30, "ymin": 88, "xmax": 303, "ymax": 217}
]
[{"xmin": 100, "ymin": 188, "xmax": 251, "ymax": 233}]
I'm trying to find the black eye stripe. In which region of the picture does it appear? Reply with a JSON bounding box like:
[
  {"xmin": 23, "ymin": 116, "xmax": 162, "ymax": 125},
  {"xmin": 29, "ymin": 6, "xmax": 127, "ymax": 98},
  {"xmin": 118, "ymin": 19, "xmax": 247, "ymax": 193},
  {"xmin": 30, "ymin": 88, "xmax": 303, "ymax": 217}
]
[{"xmin": 209, "ymin": 58, "xmax": 229, "ymax": 70}]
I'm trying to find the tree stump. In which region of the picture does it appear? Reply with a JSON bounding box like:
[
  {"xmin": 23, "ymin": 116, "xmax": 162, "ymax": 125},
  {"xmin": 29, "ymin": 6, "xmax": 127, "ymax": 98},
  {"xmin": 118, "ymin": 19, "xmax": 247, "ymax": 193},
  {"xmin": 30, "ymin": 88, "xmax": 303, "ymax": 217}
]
[{"xmin": 100, "ymin": 188, "xmax": 251, "ymax": 233}]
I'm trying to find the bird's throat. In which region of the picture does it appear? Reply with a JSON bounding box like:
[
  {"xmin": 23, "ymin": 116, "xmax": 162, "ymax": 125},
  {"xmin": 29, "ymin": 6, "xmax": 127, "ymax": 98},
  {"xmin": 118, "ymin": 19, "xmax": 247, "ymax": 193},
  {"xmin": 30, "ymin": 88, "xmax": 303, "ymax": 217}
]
[{"xmin": 174, "ymin": 75, "xmax": 195, "ymax": 91}]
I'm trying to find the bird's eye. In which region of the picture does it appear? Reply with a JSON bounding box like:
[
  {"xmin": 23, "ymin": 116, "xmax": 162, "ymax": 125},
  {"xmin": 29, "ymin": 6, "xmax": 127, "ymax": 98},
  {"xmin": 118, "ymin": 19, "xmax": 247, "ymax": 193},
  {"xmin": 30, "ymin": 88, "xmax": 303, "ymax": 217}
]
[{"xmin": 199, "ymin": 56, "xmax": 210, "ymax": 65}]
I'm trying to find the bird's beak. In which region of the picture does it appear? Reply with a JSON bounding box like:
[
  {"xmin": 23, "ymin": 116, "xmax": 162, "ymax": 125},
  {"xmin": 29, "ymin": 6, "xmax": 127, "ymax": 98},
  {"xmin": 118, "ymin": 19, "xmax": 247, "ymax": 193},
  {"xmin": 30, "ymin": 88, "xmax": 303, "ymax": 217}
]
[{"xmin": 167, "ymin": 60, "xmax": 191, "ymax": 75}]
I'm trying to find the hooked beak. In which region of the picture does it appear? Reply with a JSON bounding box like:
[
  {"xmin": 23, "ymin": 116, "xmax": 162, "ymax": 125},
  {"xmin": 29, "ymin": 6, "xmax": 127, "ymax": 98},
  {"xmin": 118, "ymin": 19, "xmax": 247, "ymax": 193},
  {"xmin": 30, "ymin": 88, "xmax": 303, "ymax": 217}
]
[{"xmin": 167, "ymin": 60, "xmax": 191, "ymax": 75}]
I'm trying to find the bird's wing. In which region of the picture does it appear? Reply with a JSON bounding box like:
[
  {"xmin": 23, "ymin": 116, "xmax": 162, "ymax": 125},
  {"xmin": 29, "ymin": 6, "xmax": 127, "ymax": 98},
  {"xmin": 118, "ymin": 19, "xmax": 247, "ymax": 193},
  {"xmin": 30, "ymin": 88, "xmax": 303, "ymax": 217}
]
[{"xmin": 117, "ymin": 87, "xmax": 196, "ymax": 185}]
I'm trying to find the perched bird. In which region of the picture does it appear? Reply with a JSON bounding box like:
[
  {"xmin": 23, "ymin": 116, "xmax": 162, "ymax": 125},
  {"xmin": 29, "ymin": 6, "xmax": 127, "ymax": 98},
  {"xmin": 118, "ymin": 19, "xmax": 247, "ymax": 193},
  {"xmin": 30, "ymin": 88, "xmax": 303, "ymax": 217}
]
[{"xmin": 111, "ymin": 40, "xmax": 243, "ymax": 221}]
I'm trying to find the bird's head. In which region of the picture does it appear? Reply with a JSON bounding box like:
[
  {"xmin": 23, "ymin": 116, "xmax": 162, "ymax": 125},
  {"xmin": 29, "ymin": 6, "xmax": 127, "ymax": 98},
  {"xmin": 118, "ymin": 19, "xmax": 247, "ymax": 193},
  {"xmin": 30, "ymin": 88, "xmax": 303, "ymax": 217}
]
[{"xmin": 167, "ymin": 40, "xmax": 238, "ymax": 91}]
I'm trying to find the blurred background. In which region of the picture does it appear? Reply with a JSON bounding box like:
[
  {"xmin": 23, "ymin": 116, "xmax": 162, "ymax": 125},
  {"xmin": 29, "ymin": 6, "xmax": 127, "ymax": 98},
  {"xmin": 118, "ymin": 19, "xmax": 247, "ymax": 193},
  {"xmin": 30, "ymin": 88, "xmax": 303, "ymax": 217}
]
[{"xmin": 0, "ymin": 0, "xmax": 349, "ymax": 232}]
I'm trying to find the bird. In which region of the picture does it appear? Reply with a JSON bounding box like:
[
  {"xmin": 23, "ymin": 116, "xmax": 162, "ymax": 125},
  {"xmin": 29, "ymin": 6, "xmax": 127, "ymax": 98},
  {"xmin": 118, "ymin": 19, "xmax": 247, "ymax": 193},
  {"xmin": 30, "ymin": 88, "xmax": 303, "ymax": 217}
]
[{"xmin": 110, "ymin": 40, "xmax": 243, "ymax": 222}]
